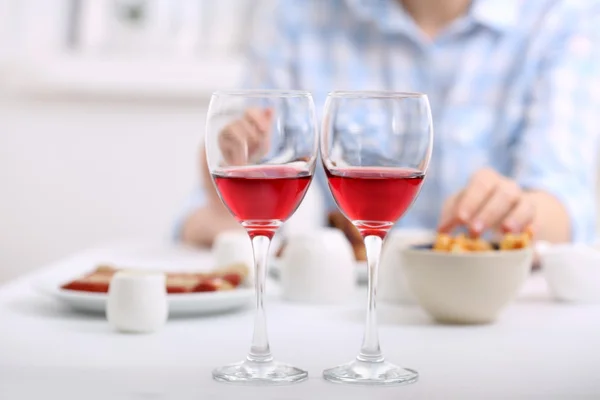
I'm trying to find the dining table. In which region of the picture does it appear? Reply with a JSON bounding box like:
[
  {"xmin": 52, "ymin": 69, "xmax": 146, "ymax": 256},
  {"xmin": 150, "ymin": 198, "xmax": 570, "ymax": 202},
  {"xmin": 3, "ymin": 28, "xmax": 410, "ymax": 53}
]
[{"xmin": 0, "ymin": 239, "xmax": 599, "ymax": 400}]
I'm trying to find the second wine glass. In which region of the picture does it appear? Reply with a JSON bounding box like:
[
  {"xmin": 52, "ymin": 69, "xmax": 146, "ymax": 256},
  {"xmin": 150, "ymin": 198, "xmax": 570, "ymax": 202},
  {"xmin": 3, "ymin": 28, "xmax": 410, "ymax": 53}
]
[
  {"xmin": 320, "ymin": 91, "xmax": 433, "ymax": 385},
  {"xmin": 206, "ymin": 90, "xmax": 318, "ymax": 385}
]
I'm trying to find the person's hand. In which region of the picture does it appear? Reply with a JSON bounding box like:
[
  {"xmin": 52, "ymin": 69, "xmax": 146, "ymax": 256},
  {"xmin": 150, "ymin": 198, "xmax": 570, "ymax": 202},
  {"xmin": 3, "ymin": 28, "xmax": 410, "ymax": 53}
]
[
  {"xmin": 438, "ymin": 168, "xmax": 535, "ymax": 236},
  {"xmin": 219, "ymin": 108, "xmax": 273, "ymax": 165}
]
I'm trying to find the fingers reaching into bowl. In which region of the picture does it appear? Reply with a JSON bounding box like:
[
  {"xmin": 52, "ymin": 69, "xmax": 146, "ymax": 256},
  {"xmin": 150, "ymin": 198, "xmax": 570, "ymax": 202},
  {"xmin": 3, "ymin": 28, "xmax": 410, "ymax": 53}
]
[{"xmin": 438, "ymin": 168, "xmax": 535, "ymax": 236}]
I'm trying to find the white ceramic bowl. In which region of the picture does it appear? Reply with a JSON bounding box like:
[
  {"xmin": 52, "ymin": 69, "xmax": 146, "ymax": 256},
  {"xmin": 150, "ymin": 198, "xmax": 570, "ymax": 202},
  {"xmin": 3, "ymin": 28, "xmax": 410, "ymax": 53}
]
[
  {"xmin": 538, "ymin": 241, "xmax": 600, "ymax": 303},
  {"xmin": 401, "ymin": 245, "xmax": 533, "ymax": 324}
]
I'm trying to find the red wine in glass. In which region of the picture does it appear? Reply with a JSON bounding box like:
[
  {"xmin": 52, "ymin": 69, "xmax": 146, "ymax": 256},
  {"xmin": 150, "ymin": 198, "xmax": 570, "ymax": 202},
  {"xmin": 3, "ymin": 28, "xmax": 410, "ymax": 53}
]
[
  {"xmin": 325, "ymin": 166, "xmax": 424, "ymax": 237},
  {"xmin": 213, "ymin": 165, "xmax": 312, "ymax": 238}
]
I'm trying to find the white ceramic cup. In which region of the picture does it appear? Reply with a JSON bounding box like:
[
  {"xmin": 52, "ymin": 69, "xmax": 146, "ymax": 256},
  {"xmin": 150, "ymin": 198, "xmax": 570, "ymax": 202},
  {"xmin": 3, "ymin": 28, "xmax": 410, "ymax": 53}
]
[
  {"xmin": 379, "ymin": 229, "xmax": 435, "ymax": 304},
  {"xmin": 212, "ymin": 230, "xmax": 254, "ymax": 281},
  {"xmin": 106, "ymin": 271, "xmax": 168, "ymax": 333},
  {"xmin": 285, "ymin": 182, "xmax": 325, "ymax": 234},
  {"xmin": 280, "ymin": 228, "xmax": 355, "ymax": 304},
  {"xmin": 538, "ymin": 241, "xmax": 600, "ymax": 303}
]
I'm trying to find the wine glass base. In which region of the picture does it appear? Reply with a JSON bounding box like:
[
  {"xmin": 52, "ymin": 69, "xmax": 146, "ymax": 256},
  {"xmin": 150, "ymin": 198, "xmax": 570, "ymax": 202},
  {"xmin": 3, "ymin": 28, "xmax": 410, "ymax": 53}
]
[
  {"xmin": 213, "ymin": 359, "xmax": 308, "ymax": 385},
  {"xmin": 323, "ymin": 359, "xmax": 418, "ymax": 386}
]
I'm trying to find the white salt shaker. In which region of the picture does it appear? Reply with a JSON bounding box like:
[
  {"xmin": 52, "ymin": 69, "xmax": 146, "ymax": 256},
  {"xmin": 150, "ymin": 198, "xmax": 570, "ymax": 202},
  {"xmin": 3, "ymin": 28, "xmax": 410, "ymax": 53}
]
[
  {"xmin": 280, "ymin": 228, "xmax": 355, "ymax": 304},
  {"xmin": 212, "ymin": 230, "xmax": 254, "ymax": 282},
  {"xmin": 106, "ymin": 271, "xmax": 168, "ymax": 333},
  {"xmin": 380, "ymin": 229, "xmax": 435, "ymax": 304}
]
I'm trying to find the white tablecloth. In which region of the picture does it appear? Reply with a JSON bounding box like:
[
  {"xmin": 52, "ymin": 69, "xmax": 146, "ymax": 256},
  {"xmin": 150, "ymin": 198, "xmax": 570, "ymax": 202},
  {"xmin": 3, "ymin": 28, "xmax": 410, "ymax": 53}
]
[{"xmin": 0, "ymin": 241, "xmax": 599, "ymax": 399}]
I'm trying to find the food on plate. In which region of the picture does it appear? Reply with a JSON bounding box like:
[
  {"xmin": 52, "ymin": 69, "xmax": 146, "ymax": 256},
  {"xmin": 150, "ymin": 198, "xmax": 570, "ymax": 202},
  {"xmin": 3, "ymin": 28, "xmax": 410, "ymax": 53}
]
[
  {"xmin": 432, "ymin": 229, "xmax": 533, "ymax": 253},
  {"xmin": 59, "ymin": 264, "xmax": 117, "ymax": 293},
  {"xmin": 61, "ymin": 263, "xmax": 249, "ymax": 294}
]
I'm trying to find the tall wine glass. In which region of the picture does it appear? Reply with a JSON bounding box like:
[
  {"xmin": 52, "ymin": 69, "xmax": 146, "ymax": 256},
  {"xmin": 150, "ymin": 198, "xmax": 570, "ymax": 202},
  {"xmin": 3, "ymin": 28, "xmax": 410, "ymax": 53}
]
[
  {"xmin": 206, "ymin": 90, "xmax": 318, "ymax": 384},
  {"xmin": 321, "ymin": 91, "xmax": 433, "ymax": 385}
]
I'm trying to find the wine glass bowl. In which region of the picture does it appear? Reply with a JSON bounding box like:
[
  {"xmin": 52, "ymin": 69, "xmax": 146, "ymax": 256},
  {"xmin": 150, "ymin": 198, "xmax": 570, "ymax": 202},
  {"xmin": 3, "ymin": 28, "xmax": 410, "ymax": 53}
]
[
  {"xmin": 320, "ymin": 91, "xmax": 433, "ymax": 385},
  {"xmin": 206, "ymin": 90, "xmax": 317, "ymax": 385},
  {"xmin": 212, "ymin": 165, "xmax": 313, "ymax": 238},
  {"xmin": 324, "ymin": 167, "xmax": 425, "ymax": 237}
]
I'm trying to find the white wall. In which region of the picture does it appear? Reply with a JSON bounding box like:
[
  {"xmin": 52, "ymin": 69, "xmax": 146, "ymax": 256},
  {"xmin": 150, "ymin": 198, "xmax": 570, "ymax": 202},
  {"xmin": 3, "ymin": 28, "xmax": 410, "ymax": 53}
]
[
  {"xmin": 0, "ymin": 92, "xmax": 324, "ymax": 283},
  {"xmin": 0, "ymin": 95, "xmax": 206, "ymax": 282},
  {"xmin": 0, "ymin": 0, "xmax": 300, "ymax": 283}
]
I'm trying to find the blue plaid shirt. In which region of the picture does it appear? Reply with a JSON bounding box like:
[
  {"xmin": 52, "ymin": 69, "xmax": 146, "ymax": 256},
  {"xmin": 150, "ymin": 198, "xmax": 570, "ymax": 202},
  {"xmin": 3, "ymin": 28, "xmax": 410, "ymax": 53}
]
[{"xmin": 179, "ymin": 0, "xmax": 600, "ymax": 242}]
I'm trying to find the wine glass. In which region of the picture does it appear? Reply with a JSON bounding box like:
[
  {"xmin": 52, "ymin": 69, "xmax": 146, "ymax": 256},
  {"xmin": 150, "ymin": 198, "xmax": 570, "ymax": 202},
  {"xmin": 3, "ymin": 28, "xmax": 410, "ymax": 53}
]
[
  {"xmin": 205, "ymin": 90, "xmax": 318, "ymax": 385},
  {"xmin": 320, "ymin": 91, "xmax": 433, "ymax": 385}
]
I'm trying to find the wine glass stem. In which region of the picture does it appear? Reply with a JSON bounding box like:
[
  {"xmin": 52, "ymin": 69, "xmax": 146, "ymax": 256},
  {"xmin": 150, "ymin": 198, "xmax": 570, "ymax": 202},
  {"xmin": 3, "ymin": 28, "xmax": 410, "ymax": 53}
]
[
  {"xmin": 247, "ymin": 234, "xmax": 273, "ymax": 363},
  {"xmin": 358, "ymin": 234, "xmax": 384, "ymax": 363}
]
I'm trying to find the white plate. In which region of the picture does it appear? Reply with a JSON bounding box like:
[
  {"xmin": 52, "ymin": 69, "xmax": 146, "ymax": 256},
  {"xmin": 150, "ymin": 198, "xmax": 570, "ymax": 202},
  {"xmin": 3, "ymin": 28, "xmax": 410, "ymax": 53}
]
[
  {"xmin": 34, "ymin": 277, "xmax": 254, "ymax": 317},
  {"xmin": 270, "ymin": 258, "xmax": 367, "ymax": 284},
  {"xmin": 31, "ymin": 242, "xmax": 255, "ymax": 317}
]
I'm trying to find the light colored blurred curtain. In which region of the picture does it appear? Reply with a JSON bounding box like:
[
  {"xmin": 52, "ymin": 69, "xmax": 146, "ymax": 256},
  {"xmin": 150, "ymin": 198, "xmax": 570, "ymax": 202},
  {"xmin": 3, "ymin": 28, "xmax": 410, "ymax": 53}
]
[
  {"xmin": 0, "ymin": 0, "xmax": 11, "ymax": 73},
  {"xmin": 12, "ymin": 0, "xmax": 70, "ymax": 55},
  {"xmin": 244, "ymin": 0, "xmax": 276, "ymax": 52},
  {"xmin": 596, "ymin": 158, "xmax": 600, "ymax": 235}
]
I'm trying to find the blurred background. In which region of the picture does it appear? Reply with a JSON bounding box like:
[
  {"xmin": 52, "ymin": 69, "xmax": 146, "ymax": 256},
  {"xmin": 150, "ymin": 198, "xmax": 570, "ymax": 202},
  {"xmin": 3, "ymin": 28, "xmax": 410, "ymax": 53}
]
[
  {"xmin": 0, "ymin": 0, "xmax": 275, "ymax": 282},
  {"xmin": 1, "ymin": 0, "xmax": 600, "ymax": 284}
]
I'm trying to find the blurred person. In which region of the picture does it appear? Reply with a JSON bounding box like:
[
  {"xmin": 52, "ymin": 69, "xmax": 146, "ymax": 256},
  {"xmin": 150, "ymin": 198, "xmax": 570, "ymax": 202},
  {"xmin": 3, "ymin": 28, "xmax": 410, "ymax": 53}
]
[{"xmin": 177, "ymin": 0, "xmax": 600, "ymax": 247}]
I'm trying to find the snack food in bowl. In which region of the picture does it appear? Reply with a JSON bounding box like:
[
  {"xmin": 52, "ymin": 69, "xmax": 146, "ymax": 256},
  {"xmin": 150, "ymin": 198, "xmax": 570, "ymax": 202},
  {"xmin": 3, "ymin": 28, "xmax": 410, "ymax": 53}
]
[
  {"xmin": 402, "ymin": 232, "xmax": 534, "ymax": 324},
  {"xmin": 432, "ymin": 229, "xmax": 533, "ymax": 253}
]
